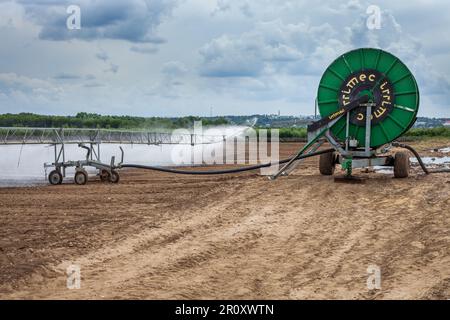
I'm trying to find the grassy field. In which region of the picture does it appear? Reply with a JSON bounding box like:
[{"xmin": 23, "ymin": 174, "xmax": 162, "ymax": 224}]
[{"xmin": 258, "ymin": 127, "xmax": 450, "ymax": 140}]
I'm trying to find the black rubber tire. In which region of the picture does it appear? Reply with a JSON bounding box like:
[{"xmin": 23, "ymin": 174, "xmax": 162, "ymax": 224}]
[
  {"xmin": 99, "ymin": 169, "xmax": 110, "ymax": 182},
  {"xmin": 48, "ymin": 170, "xmax": 63, "ymax": 185},
  {"xmin": 394, "ymin": 152, "xmax": 410, "ymax": 178},
  {"xmin": 319, "ymin": 152, "xmax": 336, "ymax": 175},
  {"xmin": 110, "ymin": 170, "xmax": 120, "ymax": 184},
  {"xmin": 74, "ymin": 170, "xmax": 88, "ymax": 185}
]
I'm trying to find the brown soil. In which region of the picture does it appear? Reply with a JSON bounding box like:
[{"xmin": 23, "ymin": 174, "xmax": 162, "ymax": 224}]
[{"xmin": 0, "ymin": 141, "xmax": 449, "ymax": 300}]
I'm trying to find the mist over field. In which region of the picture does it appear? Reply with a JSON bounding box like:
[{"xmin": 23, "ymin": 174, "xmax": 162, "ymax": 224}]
[{"xmin": 0, "ymin": 126, "xmax": 251, "ymax": 186}]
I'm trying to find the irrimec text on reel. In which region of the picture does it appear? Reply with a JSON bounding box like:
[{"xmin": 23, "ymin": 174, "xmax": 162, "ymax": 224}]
[{"xmin": 271, "ymin": 48, "xmax": 420, "ymax": 181}]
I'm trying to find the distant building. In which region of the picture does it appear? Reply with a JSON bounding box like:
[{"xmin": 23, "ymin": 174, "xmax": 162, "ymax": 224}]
[
  {"xmin": 415, "ymin": 121, "xmax": 427, "ymax": 127},
  {"xmin": 444, "ymin": 121, "xmax": 450, "ymax": 127}
]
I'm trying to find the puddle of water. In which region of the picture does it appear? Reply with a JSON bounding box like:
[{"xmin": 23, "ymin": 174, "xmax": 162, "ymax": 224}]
[
  {"xmin": 361, "ymin": 156, "xmax": 450, "ymax": 175},
  {"xmin": 410, "ymin": 156, "xmax": 450, "ymax": 165},
  {"xmin": 372, "ymin": 166, "xmax": 394, "ymax": 175}
]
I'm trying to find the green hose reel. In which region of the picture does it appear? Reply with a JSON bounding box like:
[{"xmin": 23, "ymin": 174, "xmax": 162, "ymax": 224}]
[{"xmin": 317, "ymin": 48, "xmax": 419, "ymax": 148}]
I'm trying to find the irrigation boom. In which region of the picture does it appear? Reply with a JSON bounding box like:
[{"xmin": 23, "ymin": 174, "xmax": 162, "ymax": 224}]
[{"xmin": 0, "ymin": 127, "xmax": 223, "ymax": 145}]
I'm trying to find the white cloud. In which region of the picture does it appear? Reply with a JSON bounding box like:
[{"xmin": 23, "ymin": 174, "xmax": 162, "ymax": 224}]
[
  {"xmin": 199, "ymin": 19, "xmax": 354, "ymax": 79},
  {"xmin": 0, "ymin": 72, "xmax": 59, "ymax": 93},
  {"xmin": 96, "ymin": 51, "xmax": 109, "ymax": 62},
  {"xmin": 161, "ymin": 61, "xmax": 188, "ymax": 75}
]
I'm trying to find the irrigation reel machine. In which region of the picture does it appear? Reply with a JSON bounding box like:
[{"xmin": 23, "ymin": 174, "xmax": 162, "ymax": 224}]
[{"xmin": 271, "ymin": 47, "xmax": 420, "ymax": 181}]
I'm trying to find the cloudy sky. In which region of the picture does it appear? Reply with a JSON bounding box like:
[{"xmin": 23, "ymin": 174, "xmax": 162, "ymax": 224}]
[{"xmin": 0, "ymin": 0, "xmax": 449, "ymax": 117}]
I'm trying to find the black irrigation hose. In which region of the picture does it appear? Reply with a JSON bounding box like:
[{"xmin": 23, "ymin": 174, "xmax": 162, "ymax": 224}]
[
  {"xmin": 120, "ymin": 148, "xmax": 335, "ymax": 175},
  {"xmin": 392, "ymin": 142, "xmax": 450, "ymax": 174},
  {"xmin": 392, "ymin": 142, "xmax": 430, "ymax": 174}
]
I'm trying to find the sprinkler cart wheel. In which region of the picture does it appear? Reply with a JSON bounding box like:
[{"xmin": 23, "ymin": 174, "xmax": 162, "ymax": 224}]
[
  {"xmin": 74, "ymin": 170, "xmax": 88, "ymax": 185},
  {"xmin": 110, "ymin": 170, "xmax": 120, "ymax": 184},
  {"xmin": 394, "ymin": 151, "xmax": 410, "ymax": 178},
  {"xmin": 100, "ymin": 169, "xmax": 111, "ymax": 182},
  {"xmin": 319, "ymin": 152, "xmax": 336, "ymax": 175},
  {"xmin": 48, "ymin": 170, "xmax": 63, "ymax": 185}
]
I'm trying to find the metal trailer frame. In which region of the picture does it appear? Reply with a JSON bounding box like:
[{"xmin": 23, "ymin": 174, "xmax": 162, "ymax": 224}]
[
  {"xmin": 271, "ymin": 100, "xmax": 398, "ymax": 181},
  {"xmin": 44, "ymin": 142, "xmax": 124, "ymax": 185}
]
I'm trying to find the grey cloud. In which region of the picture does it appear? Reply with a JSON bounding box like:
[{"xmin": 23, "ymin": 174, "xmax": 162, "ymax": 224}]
[
  {"xmin": 161, "ymin": 61, "xmax": 188, "ymax": 76},
  {"xmin": 105, "ymin": 63, "xmax": 119, "ymax": 74},
  {"xmin": 54, "ymin": 73, "xmax": 95, "ymax": 81},
  {"xmin": 83, "ymin": 82, "xmax": 105, "ymax": 88},
  {"xmin": 346, "ymin": 9, "xmax": 450, "ymax": 101},
  {"xmin": 18, "ymin": 0, "xmax": 179, "ymax": 43},
  {"xmin": 211, "ymin": 0, "xmax": 231, "ymax": 16},
  {"xmin": 239, "ymin": 3, "xmax": 253, "ymax": 18},
  {"xmin": 53, "ymin": 72, "xmax": 81, "ymax": 80},
  {"xmin": 96, "ymin": 51, "xmax": 109, "ymax": 62},
  {"xmin": 211, "ymin": 0, "xmax": 254, "ymax": 18},
  {"xmin": 130, "ymin": 45, "xmax": 159, "ymax": 54}
]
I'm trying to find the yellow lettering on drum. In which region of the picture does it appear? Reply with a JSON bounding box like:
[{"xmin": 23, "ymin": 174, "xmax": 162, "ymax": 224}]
[
  {"xmin": 374, "ymin": 106, "xmax": 387, "ymax": 118},
  {"xmin": 342, "ymin": 88, "xmax": 351, "ymax": 94},
  {"xmin": 347, "ymin": 77, "xmax": 358, "ymax": 88}
]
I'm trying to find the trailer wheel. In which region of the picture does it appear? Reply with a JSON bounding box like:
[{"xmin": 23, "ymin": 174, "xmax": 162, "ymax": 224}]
[
  {"xmin": 110, "ymin": 170, "xmax": 120, "ymax": 184},
  {"xmin": 74, "ymin": 170, "xmax": 88, "ymax": 185},
  {"xmin": 48, "ymin": 170, "xmax": 63, "ymax": 185},
  {"xmin": 319, "ymin": 152, "xmax": 336, "ymax": 175},
  {"xmin": 394, "ymin": 151, "xmax": 410, "ymax": 178},
  {"xmin": 99, "ymin": 169, "xmax": 110, "ymax": 182}
]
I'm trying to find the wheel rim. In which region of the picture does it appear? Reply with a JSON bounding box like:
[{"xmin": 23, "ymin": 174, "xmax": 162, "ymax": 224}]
[
  {"xmin": 50, "ymin": 173, "xmax": 60, "ymax": 184},
  {"xmin": 100, "ymin": 170, "xmax": 110, "ymax": 181},
  {"xmin": 317, "ymin": 48, "xmax": 419, "ymax": 148},
  {"xmin": 75, "ymin": 172, "xmax": 86, "ymax": 184}
]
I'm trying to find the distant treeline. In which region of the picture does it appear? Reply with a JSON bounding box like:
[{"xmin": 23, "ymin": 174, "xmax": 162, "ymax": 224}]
[
  {"xmin": 255, "ymin": 127, "xmax": 450, "ymax": 139},
  {"xmin": 1, "ymin": 112, "xmax": 449, "ymax": 139},
  {"xmin": 255, "ymin": 127, "xmax": 307, "ymax": 139},
  {"xmin": 0, "ymin": 112, "xmax": 229, "ymax": 129},
  {"xmin": 404, "ymin": 127, "xmax": 450, "ymax": 138}
]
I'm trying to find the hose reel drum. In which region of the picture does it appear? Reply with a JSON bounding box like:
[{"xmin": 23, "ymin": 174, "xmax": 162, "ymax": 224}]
[
  {"xmin": 314, "ymin": 48, "xmax": 420, "ymax": 180},
  {"xmin": 317, "ymin": 48, "xmax": 419, "ymax": 148}
]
